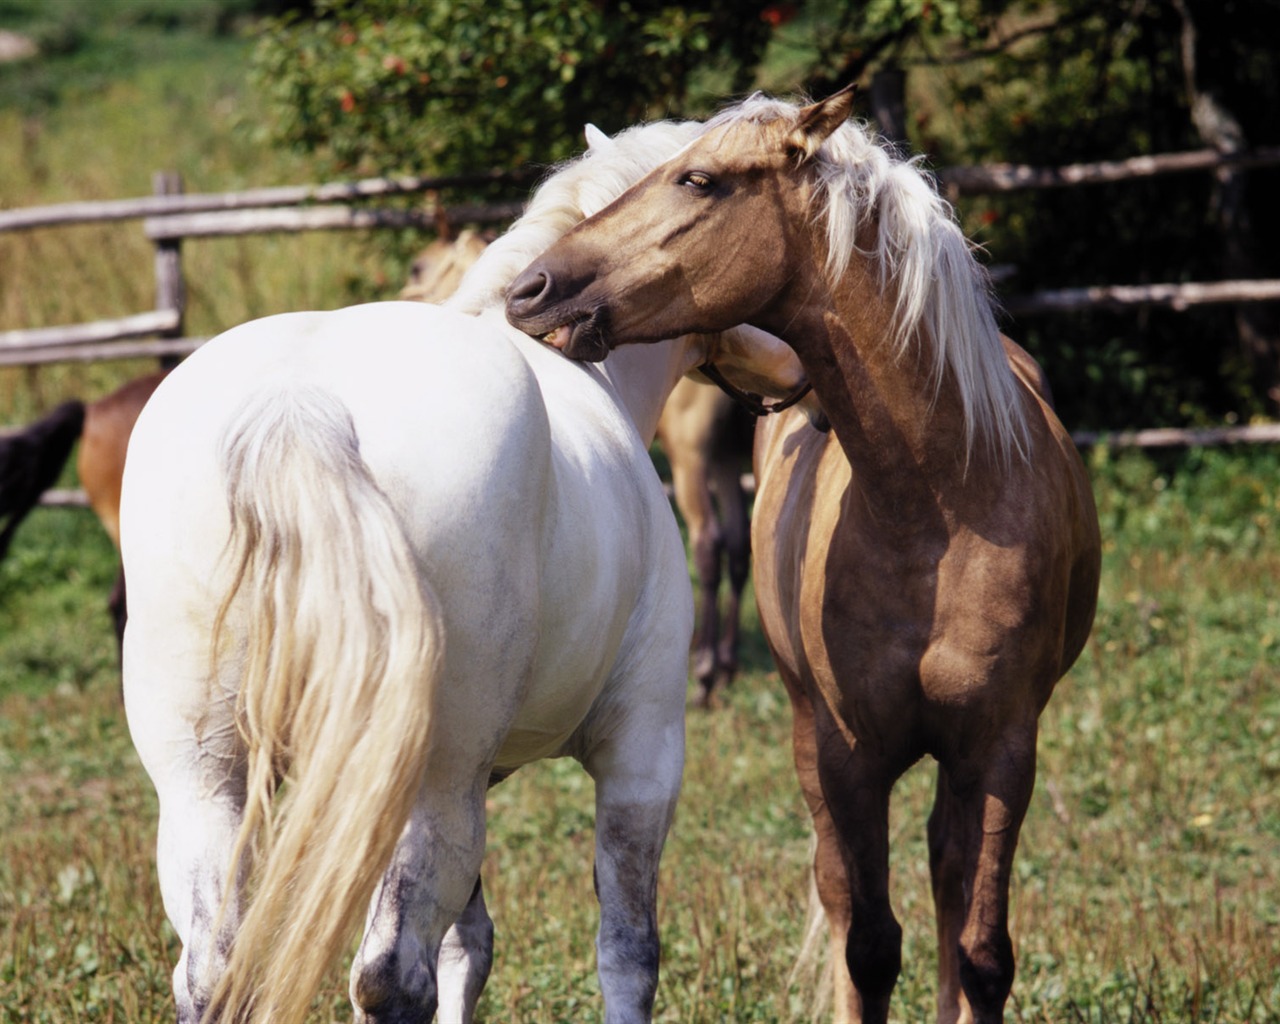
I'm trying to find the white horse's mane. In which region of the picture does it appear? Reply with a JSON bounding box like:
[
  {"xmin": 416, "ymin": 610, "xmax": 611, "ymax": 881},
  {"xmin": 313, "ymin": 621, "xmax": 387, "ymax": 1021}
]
[
  {"xmin": 708, "ymin": 94, "xmax": 1031, "ymax": 464},
  {"xmin": 446, "ymin": 120, "xmax": 705, "ymax": 316}
]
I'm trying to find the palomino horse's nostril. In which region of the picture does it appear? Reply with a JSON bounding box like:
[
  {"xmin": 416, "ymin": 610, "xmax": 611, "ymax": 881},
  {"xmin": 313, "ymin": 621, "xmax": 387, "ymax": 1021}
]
[{"xmin": 506, "ymin": 269, "xmax": 553, "ymax": 318}]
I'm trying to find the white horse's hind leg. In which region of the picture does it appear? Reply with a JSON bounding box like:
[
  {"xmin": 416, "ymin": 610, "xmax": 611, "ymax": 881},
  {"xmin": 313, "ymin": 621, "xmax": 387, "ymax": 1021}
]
[
  {"xmin": 584, "ymin": 708, "xmax": 685, "ymax": 1024},
  {"xmin": 156, "ymin": 776, "xmax": 245, "ymax": 1021},
  {"xmin": 124, "ymin": 636, "xmax": 245, "ymax": 1023},
  {"xmin": 350, "ymin": 781, "xmax": 488, "ymax": 1023},
  {"xmin": 436, "ymin": 878, "xmax": 494, "ymax": 1022}
]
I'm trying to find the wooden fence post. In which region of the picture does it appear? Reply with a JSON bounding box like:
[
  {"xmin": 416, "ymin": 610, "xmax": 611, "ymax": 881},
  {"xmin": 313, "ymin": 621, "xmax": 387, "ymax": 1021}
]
[{"xmin": 152, "ymin": 170, "xmax": 185, "ymax": 369}]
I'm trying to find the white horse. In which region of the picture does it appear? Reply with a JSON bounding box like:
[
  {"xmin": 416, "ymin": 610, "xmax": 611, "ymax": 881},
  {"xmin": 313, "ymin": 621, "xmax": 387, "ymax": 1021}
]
[{"xmin": 120, "ymin": 121, "xmax": 810, "ymax": 1024}]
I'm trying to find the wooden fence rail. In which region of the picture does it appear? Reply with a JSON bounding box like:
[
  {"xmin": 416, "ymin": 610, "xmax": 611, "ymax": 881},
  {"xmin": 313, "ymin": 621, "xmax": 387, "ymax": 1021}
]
[
  {"xmin": 143, "ymin": 199, "xmax": 525, "ymax": 241},
  {"xmin": 1004, "ymin": 279, "xmax": 1280, "ymax": 316},
  {"xmin": 3, "ymin": 144, "xmax": 1278, "ymax": 454},
  {"xmin": 0, "ymin": 168, "xmax": 534, "ymax": 232},
  {"xmin": 937, "ymin": 145, "xmax": 1280, "ymax": 195}
]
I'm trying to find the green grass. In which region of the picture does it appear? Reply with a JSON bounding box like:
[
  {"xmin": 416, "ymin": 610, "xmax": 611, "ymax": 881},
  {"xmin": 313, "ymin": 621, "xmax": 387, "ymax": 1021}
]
[{"xmin": 1, "ymin": 446, "xmax": 1277, "ymax": 1022}]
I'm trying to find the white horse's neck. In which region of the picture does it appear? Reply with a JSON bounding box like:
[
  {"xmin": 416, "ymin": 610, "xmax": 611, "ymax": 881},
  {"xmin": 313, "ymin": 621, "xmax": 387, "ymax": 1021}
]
[
  {"xmin": 598, "ymin": 339, "xmax": 699, "ymax": 445},
  {"xmin": 442, "ymin": 120, "xmax": 717, "ymax": 444}
]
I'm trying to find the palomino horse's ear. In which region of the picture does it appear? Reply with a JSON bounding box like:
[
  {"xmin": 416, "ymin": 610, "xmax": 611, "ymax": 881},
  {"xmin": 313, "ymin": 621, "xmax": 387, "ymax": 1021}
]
[{"xmin": 787, "ymin": 83, "xmax": 856, "ymax": 160}]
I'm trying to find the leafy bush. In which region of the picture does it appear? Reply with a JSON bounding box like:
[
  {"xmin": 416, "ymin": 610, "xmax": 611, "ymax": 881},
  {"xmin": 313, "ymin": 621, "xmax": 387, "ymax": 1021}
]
[{"xmin": 250, "ymin": 0, "xmax": 775, "ymax": 179}]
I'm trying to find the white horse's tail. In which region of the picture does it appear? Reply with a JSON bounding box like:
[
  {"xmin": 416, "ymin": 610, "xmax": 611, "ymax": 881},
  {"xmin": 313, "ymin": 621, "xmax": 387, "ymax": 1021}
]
[{"xmin": 207, "ymin": 386, "xmax": 444, "ymax": 1024}]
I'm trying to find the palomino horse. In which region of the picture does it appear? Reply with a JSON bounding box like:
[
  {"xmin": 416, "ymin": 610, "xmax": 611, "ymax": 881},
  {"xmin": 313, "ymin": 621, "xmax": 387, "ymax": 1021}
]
[
  {"xmin": 506, "ymin": 88, "xmax": 1102, "ymax": 1023},
  {"xmin": 120, "ymin": 117, "xmax": 808, "ymax": 1024},
  {"xmin": 0, "ymin": 371, "xmax": 167, "ymax": 643},
  {"xmin": 402, "ymin": 223, "xmax": 757, "ymax": 707}
]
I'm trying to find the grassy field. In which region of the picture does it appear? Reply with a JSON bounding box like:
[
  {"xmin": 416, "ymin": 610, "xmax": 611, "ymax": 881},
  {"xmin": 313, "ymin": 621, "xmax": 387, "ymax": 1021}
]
[
  {"xmin": 1, "ymin": 445, "xmax": 1278, "ymax": 1022},
  {"xmin": 2, "ymin": 5, "xmax": 1278, "ymax": 1022}
]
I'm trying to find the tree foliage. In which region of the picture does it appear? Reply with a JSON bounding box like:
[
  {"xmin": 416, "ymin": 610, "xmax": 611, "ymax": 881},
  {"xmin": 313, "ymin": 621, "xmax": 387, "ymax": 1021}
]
[
  {"xmin": 251, "ymin": 0, "xmax": 775, "ymax": 177},
  {"xmin": 252, "ymin": 0, "xmax": 1280, "ymax": 427}
]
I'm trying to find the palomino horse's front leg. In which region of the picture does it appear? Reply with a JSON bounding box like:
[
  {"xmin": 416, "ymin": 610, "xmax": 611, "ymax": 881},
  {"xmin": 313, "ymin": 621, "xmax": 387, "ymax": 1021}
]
[
  {"xmin": 929, "ymin": 728, "xmax": 1037, "ymax": 1024},
  {"xmin": 810, "ymin": 696, "xmax": 903, "ymax": 1024},
  {"xmin": 350, "ymin": 779, "xmax": 488, "ymax": 1023},
  {"xmin": 785, "ymin": 681, "xmax": 860, "ymax": 1022},
  {"xmin": 583, "ymin": 711, "xmax": 685, "ymax": 1023}
]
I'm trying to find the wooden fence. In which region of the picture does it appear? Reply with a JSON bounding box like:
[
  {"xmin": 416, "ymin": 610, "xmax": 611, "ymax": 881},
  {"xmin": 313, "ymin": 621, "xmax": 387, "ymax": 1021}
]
[{"xmin": 3, "ymin": 143, "xmax": 1279, "ymax": 489}]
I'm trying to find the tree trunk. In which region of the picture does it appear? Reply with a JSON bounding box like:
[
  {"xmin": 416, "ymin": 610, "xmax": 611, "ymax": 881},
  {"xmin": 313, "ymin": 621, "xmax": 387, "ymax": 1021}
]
[{"xmin": 1175, "ymin": 0, "xmax": 1280, "ymax": 412}]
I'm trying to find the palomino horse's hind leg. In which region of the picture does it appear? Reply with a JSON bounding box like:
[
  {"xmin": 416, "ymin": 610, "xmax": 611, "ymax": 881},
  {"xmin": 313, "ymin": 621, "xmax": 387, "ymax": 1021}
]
[
  {"xmin": 436, "ymin": 877, "xmax": 494, "ymax": 1022},
  {"xmin": 929, "ymin": 729, "xmax": 1037, "ymax": 1024},
  {"xmin": 583, "ymin": 708, "xmax": 684, "ymax": 1023},
  {"xmin": 350, "ymin": 780, "xmax": 488, "ymax": 1023}
]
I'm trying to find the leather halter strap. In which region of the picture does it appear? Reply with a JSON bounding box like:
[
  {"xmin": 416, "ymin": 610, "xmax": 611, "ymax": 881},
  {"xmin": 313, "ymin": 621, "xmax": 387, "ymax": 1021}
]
[{"xmin": 697, "ymin": 362, "xmax": 813, "ymax": 417}]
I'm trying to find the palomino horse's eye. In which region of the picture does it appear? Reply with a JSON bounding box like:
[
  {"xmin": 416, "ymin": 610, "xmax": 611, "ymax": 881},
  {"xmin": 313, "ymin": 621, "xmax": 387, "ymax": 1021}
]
[{"xmin": 678, "ymin": 171, "xmax": 714, "ymax": 193}]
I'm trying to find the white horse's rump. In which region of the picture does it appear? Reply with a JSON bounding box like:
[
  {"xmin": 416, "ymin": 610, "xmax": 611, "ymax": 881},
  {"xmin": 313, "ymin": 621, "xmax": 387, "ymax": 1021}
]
[{"xmin": 122, "ymin": 114, "xmax": 809, "ymax": 1024}]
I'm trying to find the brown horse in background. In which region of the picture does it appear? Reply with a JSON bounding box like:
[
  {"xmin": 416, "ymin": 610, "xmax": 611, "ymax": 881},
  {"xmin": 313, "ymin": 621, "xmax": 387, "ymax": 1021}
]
[
  {"xmin": 1, "ymin": 370, "xmax": 167, "ymax": 643},
  {"xmin": 507, "ymin": 87, "xmax": 1101, "ymax": 1023},
  {"xmin": 404, "ymin": 230, "xmax": 756, "ymax": 706},
  {"xmin": 399, "ymin": 228, "xmax": 493, "ymax": 303}
]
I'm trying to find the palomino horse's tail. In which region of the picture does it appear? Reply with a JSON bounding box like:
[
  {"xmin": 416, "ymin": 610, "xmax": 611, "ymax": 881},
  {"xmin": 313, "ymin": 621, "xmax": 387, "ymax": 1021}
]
[
  {"xmin": 787, "ymin": 829, "xmax": 834, "ymax": 1024},
  {"xmin": 208, "ymin": 386, "xmax": 444, "ymax": 1024},
  {"xmin": 0, "ymin": 400, "xmax": 85, "ymax": 560}
]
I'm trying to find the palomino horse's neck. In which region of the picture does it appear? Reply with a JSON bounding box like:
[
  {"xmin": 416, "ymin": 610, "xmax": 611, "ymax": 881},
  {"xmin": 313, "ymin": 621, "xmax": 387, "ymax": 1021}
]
[{"xmin": 782, "ymin": 230, "xmax": 990, "ymax": 517}]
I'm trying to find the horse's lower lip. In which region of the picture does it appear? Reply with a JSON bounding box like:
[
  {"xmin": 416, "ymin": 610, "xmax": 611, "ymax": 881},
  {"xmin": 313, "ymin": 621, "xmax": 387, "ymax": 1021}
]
[{"xmin": 539, "ymin": 312, "xmax": 611, "ymax": 363}]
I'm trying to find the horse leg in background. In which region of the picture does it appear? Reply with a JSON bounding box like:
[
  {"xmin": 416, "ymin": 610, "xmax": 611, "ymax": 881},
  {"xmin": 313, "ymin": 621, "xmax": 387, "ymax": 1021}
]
[
  {"xmin": 107, "ymin": 569, "xmax": 127, "ymax": 652},
  {"xmin": 707, "ymin": 455, "xmax": 749, "ymax": 694},
  {"xmin": 667, "ymin": 447, "xmax": 723, "ymax": 706},
  {"xmin": 583, "ymin": 698, "xmax": 685, "ymax": 1022},
  {"xmin": 929, "ymin": 729, "xmax": 1038, "ymax": 1024},
  {"xmin": 436, "ymin": 878, "xmax": 495, "ymax": 1023}
]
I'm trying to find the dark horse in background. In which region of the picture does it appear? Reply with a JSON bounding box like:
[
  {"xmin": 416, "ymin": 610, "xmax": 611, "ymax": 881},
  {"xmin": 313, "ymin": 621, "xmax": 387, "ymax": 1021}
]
[{"xmin": 0, "ymin": 371, "xmax": 167, "ymax": 645}]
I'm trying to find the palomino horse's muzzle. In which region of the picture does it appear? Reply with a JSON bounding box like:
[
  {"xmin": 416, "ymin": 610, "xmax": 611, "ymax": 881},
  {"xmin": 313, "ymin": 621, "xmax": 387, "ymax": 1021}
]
[{"xmin": 506, "ymin": 268, "xmax": 613, "ymax": 362}]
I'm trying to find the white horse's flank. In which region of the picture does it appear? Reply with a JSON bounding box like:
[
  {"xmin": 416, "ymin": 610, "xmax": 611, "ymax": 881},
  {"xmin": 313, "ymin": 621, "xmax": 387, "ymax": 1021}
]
[{"xmin": 121, "ymin": 122, "xmax": 806, "ymax": 1024}]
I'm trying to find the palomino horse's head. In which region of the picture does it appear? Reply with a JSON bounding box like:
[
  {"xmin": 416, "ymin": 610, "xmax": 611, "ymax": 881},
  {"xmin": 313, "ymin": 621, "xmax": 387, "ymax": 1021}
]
[{"xmin": 506, "ymin": 86, "xmax": 856, "ymax": 359}]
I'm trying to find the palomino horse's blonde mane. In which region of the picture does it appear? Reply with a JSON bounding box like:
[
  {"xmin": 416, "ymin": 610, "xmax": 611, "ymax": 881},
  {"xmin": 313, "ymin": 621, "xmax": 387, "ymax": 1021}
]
[
  {"xmin": 707, "ymin": 95, "xmax": 1031, "ymax": 465},
  {"xmin": 447, "ymin": 120, "xmax": 705, "ymax": 316}
]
